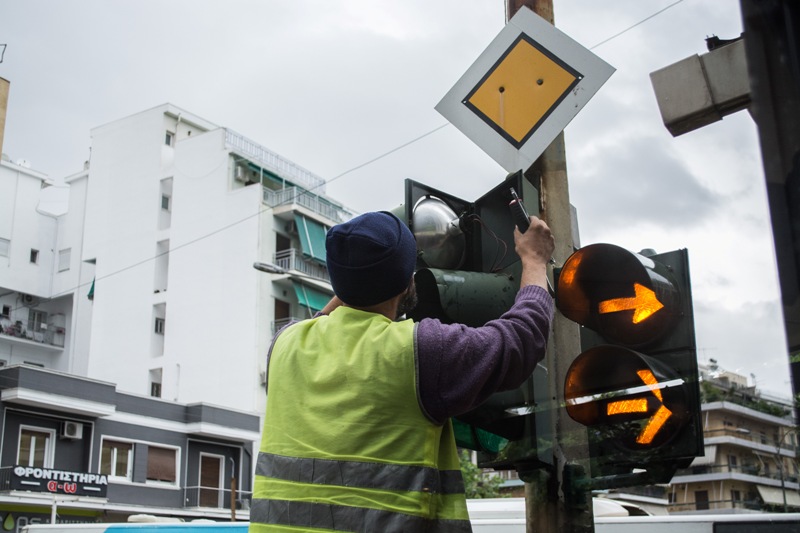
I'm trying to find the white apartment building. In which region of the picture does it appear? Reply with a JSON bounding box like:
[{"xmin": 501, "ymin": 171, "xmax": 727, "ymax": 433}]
[{"xmin": 1, "ymin": 103, "xmax": 355, "ymax": 416}]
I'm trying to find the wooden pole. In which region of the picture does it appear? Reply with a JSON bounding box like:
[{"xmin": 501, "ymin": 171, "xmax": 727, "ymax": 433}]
[
  {"xmin": 0, "ymin": 77, "xmax": 9, "ymax": 157},
  {"xmin": 504, "ymin": 2, "xmax": 594, "ymax": 532}
]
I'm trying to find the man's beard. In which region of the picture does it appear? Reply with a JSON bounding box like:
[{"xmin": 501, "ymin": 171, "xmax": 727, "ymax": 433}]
[{"xmin": 396, "ymin": 283, "xmax": 418, "ymax": 320}]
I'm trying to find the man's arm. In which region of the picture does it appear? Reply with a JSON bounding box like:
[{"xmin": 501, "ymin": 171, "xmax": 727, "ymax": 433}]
[{"xmin": 415, "ymin": 216, "xmax": 555, "ymax": 424}]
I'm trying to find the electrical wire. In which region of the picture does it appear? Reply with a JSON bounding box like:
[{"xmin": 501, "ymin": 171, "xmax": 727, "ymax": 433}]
[
  {"xmin": 588, "ymin": 0, "xmax": 685, "ymax": 50},
  {"xmin": 1, "ymin": 0, "xmax": 686, "ymax": 317}
]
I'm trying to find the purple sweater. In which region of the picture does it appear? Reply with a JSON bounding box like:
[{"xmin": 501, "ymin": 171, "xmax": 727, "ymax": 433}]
[
  {"xmin": 282, "ymin": 285, "xmax": 554, "ymax": 426},
  {"xmin": 415, "ymin": 284, "xmax": 554, "ymax": 424}
]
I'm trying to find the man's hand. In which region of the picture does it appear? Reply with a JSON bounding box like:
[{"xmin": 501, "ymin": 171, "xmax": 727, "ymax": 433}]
[{"xmin": 515, "ymin": 216, "xmax": 555, "ymax": 290}]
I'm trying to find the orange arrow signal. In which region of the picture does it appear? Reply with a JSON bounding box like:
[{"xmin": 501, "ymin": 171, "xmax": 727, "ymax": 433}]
[
  {"xmin": 606, "ymin": 369, "xmax": 672, "ymax": 445},
  {"xmin": 598, "ymin": 283, "xmax": 664, "ymax": 324}
]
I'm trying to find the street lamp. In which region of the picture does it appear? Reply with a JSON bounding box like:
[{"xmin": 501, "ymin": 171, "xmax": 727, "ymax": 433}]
[{"xmin": 253, "ymin": 261, "xmax": 289, "ymax": 275}]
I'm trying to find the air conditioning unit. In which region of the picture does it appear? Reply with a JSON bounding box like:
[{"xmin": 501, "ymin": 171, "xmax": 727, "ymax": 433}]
[
  {"xmin": 60, "ymin": 421, "xmax": 83, "ymax": 440},
  {"xmin": 234, "ymin": 166, "xmax": 248, "ymax": 183},
  {"xmin": 20, "ymin": 294, "xmax": 38, "ymax": 306},
  {"xmin": 284, "ymin": 221, "xmax": 297, "ymax": 234}
]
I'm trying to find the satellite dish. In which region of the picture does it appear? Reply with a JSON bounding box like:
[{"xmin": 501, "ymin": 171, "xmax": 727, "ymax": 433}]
[{"xmin": 412, "ymin": 196, "xmax": 465, "ymax": 269}]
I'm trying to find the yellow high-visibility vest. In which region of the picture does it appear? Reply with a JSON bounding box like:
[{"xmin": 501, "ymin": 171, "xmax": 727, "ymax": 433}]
[{"xmin": 250, "ymin": 306, "xmax": 471, "ymax": 533}]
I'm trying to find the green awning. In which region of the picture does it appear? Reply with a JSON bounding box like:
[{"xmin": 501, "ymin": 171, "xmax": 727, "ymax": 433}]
[
  {"xmin": 87, "ymin": 278, "xmax": 95, "ymax": 301},
  {"xmin": 294, "ymin": 214, "xmax": 327, "ymax": 264},
  {"xmin": 292, "ymin": 282, "xmax": 331, "ymax": 313}
]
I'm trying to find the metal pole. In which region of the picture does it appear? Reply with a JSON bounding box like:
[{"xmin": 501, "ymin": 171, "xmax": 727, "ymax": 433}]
[{"xmin": 504, "ymin": 2, "xmax": 593, "ymax": 532}]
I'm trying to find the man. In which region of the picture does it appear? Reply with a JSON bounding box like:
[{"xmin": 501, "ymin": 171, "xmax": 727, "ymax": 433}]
[{"xmin": 251, "ymin": 210, "xmax": 554, "ymax": 533}]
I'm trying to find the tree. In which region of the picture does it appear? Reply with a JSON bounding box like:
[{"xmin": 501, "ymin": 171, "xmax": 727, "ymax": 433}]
[{"xmin": 459, "ymin": 449, "xmax": 505, "ymax": 499}]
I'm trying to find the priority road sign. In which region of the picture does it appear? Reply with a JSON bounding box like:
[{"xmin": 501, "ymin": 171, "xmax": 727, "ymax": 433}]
[{"xmin": 436, "ymin": 6, "xmax": 615, "ymax": 174}]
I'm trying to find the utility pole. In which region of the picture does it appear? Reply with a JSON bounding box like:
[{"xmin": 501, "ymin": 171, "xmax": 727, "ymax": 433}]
[
  {"xmin": 504, "ymin": 2, "xmax": 593, "ymax": 532},
  {"xmin": 0, "ymin": 77, "xmax": 9, "ymax": 156}
]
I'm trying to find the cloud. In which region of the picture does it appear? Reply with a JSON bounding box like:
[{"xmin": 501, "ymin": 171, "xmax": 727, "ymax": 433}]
[{"xmin": 569, "ymin": 134, "xmax": 720, "ymax": 233}]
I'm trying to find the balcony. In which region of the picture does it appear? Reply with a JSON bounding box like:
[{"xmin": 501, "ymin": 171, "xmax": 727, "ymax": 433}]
[
  {"xmin": 673, "ymin": 462, "xmax": 800, "ymax": 490},
  {"xmin": 0, "ymin": 322, "xmax": 65, "ymax": 351},
  {"xmin": 703, "ymin": 427, "xmax": 796, "ymax": 454},
  {"xmin": 264, "ymin": 186, "xmax": 355, "ymax": 225},
  {"xmin": 272, "ymin": 317, "xmax": 305, "ymax": 335},
  {"xmin": 184, "ymin": 485, "xmax": 251, "ymax": 513},
  {"xmin": 225, "ymin": 129, "xmax": 326, "ymax": 194},
  {"xmin": 274, "ymin": 249, "xmax": 330, "ymax": 282}
]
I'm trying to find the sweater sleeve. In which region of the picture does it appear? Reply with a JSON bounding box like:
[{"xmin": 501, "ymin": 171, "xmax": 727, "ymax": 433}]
[{"xmin": 415, "ymin": 284, "xmax": 554, "ymax": 424}]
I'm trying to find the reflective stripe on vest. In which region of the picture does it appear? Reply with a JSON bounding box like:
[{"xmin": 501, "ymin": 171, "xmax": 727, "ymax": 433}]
[
  {"xmin": 256, "ymin": 452, "xmax": 466, "ymax": 495},
  {"xmin": 250, "ymin": 497, "xmax": 472, "ymax": 533}
]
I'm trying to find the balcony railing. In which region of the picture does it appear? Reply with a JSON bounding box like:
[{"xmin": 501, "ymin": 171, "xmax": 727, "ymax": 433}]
[
  {"xmin": 264, "ymin": 186, "xmax": 355, "ymax": 225},
  {"xmin": 225, "ymin": 129, "xmax": 326, "ymax": 194},
  {"xmin": 274, "ymin": 249, "xmax": 330, "ymax": 282},
  {"xmin": 0, "ymin": 323, "xmax": 65, "ymax": 348},
  {"xmin": 667, "ymin": 497, "xmax": 763, "ymax": 513},
  {"xmin": 675, "ymin": 462, "xmax": 800, "ymax": 484},
  {"xmin": 272, "ymin": 317, "xmax": 307, "ymax": 335},
  {"xmin": 184, "ymin": 485, "xmax": 252, "ymax": 511},
  {"xmin": 704, "ymin": 427, "xmax": 797, "ymax": 451}
]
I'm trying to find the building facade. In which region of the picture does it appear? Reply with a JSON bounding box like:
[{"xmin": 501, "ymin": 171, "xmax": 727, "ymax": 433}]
[
  {"xmin": 668, "ymin": 365, "xmax": 799, "ymax": 513},
  {"xmin": 0, "ymin": 365, "xmax": 259, "ymax": 527},
  {"xmin": 0, "ymin": 103, "xmax": 354, "ymax": 523}
]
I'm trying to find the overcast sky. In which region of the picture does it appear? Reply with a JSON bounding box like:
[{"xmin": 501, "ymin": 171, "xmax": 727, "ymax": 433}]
[{"xmin": 1, "ymin": 1, "xmax": 792, "ymax": 398}]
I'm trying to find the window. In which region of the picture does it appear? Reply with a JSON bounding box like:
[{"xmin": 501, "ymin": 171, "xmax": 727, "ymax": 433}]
[
  {"xmin": 101, "ymin": 439, "xmax": 134, "ymax": 480},
  {"xmin": 58, "ymin": 248, "xmax": 71, "ymax": 272},
  {"xmin": 149, "ymin": 368, "xmax": 163, "ymax": 398},
  {"xmin": 0, "ymin": 238, "xmax": 9, "ymax": 257},
  {"xmin": 18, "ymin": 427, "xmax": 55, "ymax": 468},
  {"xmin": 731, "ymin": 489, "xmax": 741, "ymax": 504},
  {"xmin": 1, "ymin": 305, "xmax": 9, "ymax": 318},
  {"xmin": 161, "ymin": 194, "xmax": 171, "ymax": 211},
  {"xmin": 165, "ymin": 131, "xmax": 174, "ymax": 146},
  {"xmin": 154, "ymin": 317, "xmax": 165, "ymax": 334},
  {"xmin": 30, "ymin": 249, "xmax": 39, "ymax": 264},
  {"xmin": 729, "ymin": 454, "xmax": 738, "ymax": 470},
  {"xmin": 147, "ymin": 446, "xmax": 177, "ymax": 484},
  {"xmin": 28, "ymin": 310, "xmax": 47, "ymax": 334}
]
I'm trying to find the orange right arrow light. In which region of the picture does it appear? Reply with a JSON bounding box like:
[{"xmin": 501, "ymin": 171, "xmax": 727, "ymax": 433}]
[
  {"xmin": 606, "ymin": 369, "xmax": 673, "ymax": 445},
  {"xmin": 598, "ymin": 283, "xmax": 664, "ymax": 324}
]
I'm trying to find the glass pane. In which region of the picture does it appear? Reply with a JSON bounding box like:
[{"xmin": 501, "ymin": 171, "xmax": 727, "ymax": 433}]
[
  {"xmin": 100, "ymin": 445, "xmax": 112, "ymax": 475},
  {"xmin": 18, "ymin": 432, "xmax": 32, "ymax": 465},
  {"xmin": 116, "ymin": 444, "xmax": 131, "ymax": 477},
  {"xmin": 19, "ymin": 430, "xmax": 50, "ymax": 467}
]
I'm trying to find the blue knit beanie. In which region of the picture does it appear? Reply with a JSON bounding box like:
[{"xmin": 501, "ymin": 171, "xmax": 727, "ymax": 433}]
[{"xmin": 325, "ymin": 211, "xmax": 417, "ymax": 307}]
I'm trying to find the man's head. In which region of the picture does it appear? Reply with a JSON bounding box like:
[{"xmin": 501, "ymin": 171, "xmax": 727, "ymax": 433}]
[{"xmin": 326, "ymin": 211, "xmax": 417, "ymax": 307}]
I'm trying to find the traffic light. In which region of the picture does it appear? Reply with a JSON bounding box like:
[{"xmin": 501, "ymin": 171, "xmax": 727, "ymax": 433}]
[
  {"xmin": 394, "ymin": 172, "xmax": 555, "ymax": 474},
  {"xmin": 556, "ymin": 244, "xmax": 702, "ymax": 486}
]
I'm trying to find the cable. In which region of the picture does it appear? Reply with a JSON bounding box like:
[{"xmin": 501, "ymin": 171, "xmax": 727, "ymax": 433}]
[
  {"xmin": 1, "ymin": 124, "xmax": 453, "ymax": 319},
  {"xmin": 3, "ymin": 0, "xmax": 689, "ymax": 316},
  {"xmin": 589, "ymin": 0, "xmax": 685, "ymax": 50}
]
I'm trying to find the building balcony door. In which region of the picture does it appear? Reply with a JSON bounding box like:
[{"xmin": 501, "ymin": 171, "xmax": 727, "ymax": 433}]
[{"xmin": 199, "ymin": 453, "xmax": 224, "ymax": 508}]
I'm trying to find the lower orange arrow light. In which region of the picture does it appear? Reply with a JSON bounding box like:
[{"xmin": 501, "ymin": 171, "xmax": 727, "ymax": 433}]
[
  {"xmin": 598, "ymin": 283, "xmax": 664, "ymax": 324},
  {"xmin": 605, "ymin": 369, "xmax": 672, "ymax": 445}
]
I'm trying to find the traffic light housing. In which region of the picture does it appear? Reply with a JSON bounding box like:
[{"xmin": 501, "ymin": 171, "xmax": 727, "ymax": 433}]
[
  {"xmin": 396, "ymin": 173, "xmax": 555, "ymax": 473},
  {"xmin": 556, "ymin": 244, "xmax": 702, "ymax": 486}
]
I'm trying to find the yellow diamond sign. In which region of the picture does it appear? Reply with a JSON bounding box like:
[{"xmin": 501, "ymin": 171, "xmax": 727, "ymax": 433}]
[
  {"xmin": 436, "ymin": 7, "xmax": 614, "ymax": 173},
  {"xmin": 464, "ymin": 34, "xmax": 581, "ymax": 148}
]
